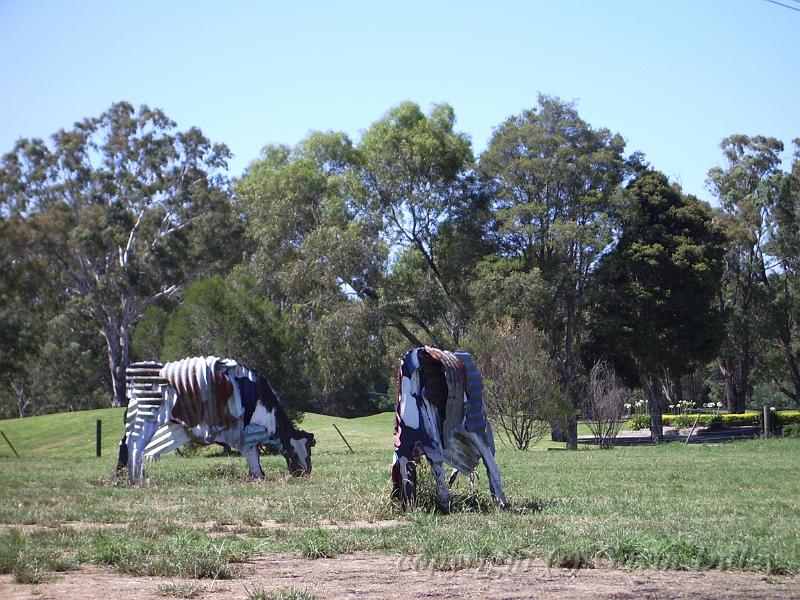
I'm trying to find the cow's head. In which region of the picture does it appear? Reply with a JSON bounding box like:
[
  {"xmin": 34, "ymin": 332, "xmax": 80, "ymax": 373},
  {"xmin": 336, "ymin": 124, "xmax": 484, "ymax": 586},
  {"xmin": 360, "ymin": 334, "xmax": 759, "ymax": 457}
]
[{"xmin": 284, "ymin": 429, "xmax": 315, "ymax": 476}]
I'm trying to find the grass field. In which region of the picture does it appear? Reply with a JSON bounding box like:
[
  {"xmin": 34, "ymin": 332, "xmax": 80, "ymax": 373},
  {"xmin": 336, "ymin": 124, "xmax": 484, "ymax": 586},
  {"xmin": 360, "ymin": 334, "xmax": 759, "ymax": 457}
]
[{"xmin": 1, "ymin": 407, "xmax": 799, "ymax": 585}]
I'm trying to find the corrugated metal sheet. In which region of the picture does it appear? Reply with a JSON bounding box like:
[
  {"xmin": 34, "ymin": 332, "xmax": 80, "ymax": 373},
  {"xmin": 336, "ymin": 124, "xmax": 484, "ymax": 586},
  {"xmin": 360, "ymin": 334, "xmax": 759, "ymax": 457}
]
[
  {"xmin": 424, "ymin": 346, "xmax": 465, "ymax": 451},
  {"xmin": 453, "ymin": 351, "xmax": 488, "ymax": 433},
  {"xmin": 445, "ymin": 431, "xmax": 482, "ymax": 474},
  {"xmin": 143, "ymin": 422, "xmax": 192, "ymax": 459},
  {"xmin": 159, "ymin": 357, "xmax": 234, "ymax": 429},
  {"xmin": 396, "ymin": 347, "xmax": 491, "ymax": 475},
  {"xmin": 125, "ymin": 362, "xmax": 166, "ymax": 440},
  {"xmin": 125, "ymin": 357, "xmax": 313, "ymax": 478}
]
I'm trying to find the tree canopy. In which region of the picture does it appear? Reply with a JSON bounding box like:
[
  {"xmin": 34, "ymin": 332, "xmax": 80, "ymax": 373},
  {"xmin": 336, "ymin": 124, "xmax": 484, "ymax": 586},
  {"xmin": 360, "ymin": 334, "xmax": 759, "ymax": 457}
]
[
  {"xmin": 0, "ymin": 102, "xmax": 238, "ymax": 409},
  {"xmin": 587, "ymin": 170, "xmax": 726, "ymax": 438},
  {"xmin": 3, "ymin": 98, "xmax": 799, "ymax": 434}
]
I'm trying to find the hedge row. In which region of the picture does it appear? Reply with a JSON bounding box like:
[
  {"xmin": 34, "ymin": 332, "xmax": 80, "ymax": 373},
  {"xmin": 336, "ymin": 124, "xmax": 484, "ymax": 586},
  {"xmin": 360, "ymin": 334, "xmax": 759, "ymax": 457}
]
[{"xmin": 629, "ymin": 411, "xmax": 800, "ymax": 429}]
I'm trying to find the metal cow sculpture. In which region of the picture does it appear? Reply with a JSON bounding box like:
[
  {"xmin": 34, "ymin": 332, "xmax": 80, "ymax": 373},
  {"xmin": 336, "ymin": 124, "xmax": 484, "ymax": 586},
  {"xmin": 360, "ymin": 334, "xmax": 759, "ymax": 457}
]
[
  {"xmin": 116, "ymin": 357, "xmax": 315, "ymax": 484},
  {"xmin": 391, "ymin": 346, "xmax": 509, "ymax": 510}
]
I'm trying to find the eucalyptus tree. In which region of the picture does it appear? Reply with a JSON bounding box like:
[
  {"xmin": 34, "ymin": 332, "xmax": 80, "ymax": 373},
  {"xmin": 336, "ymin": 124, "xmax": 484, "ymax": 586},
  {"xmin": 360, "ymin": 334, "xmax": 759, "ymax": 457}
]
[
  {"xmin": 588, "ymin": 170, "xmax": 726, "ymax": 440},
  {"xmin": 0, "ymin": 102, "xmax": 233, "ymax": 407},
  {"xmin": 708, "ymin": 135, "xmax": 797, "ymax": 409},
  {"xmin": 356, "ymin": 102, "xmax": 477, "ymax": 345},
  {"xmin": 236, "ymin": 132, "xmax": 389, "ymax": 412},
  {"xmin": 477, "ymin": 95, "xmax": 628, "ymax": 446},
  {"xmin": 768, "ymin": 140, "xmax": 800, "ymax": 406},
  {"xmin": 0, "ymin": 209, "xmax": 63, "ymax": 416}
]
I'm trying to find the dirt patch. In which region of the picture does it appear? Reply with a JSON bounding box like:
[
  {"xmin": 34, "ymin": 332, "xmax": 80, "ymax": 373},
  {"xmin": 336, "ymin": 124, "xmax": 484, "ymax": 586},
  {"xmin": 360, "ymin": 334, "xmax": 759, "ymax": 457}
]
[
  {"xmin": 1, "ymin": 518, "xmax": 400, "ymax": 537},
  {"xmin": 0, "ymin": 522, "xmax": 124, "ymax": 535},
  {"xmin": 1, "ymin": 552, "xmax": 798, "ymax": 599},
  {"xmin": 201, "ymin": 518, "xmax": 400, "ymax": 532}
]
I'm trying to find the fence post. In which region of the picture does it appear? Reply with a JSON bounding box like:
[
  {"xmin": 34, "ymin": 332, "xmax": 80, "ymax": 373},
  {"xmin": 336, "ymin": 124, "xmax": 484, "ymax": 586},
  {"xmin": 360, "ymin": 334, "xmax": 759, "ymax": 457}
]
[
  {"xmin": 332, "ymin": 423, "xmax": 354, "ymax": 453},
  {"xmin": 763, "ymin": 407, "xmax": 770, "ymax": 438},
  {"xmin": 1, "ymin": 430, "xmax": 20, "ymax": 458},
  {"xmin": 96, "ymin": 419, "xmax": 102, "ymax": 457},
  {"xmin": 685, "ymin": 413, "xmax": 701, "ymax": 445}
]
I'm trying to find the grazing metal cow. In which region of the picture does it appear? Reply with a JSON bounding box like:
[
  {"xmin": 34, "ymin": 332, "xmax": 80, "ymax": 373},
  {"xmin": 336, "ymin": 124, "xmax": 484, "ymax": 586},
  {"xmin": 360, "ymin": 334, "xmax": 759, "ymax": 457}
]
[
  {"xmin": 391, "ymin": 346, "xmax": 509, "ymax": 511},
  {"xmin": 117, "ymin": 357, "xmax": 315, "ymax": 484}
]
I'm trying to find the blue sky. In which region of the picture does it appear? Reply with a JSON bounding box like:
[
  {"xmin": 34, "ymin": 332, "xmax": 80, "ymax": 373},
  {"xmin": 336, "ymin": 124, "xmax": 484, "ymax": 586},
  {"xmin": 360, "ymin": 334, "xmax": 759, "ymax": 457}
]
[{"xmin": 1, "ymin": 0, "xmax": 797, "ymax": 203}]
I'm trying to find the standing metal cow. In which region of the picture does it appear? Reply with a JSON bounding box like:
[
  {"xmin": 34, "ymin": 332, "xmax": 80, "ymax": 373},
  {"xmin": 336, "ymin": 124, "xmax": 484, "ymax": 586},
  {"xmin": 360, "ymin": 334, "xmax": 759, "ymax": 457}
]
[
  {"xmin": 117, "ymin": 357, "xmax": 315, "ymax": 484},
  {"xmin": 391, "ymin": 346, "xmax": 509, "ymax": 511}
]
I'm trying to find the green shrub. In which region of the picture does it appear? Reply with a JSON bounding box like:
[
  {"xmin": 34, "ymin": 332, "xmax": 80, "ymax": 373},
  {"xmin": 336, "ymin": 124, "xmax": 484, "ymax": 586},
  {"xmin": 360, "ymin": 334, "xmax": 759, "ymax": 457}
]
[
  {"xmin": 662, "ymin": 412, "xmax": 769, "ymax": 428},
  {"xmin": 627, "ymin": 414, "xmax": 651, "ymax": 430},
  {"xmin": 778, "ymin": 411, "xmax": 800, "ymax": 426},
  {"xmin": 722, "ymin": 413, "xmax": 758, "ymax": 427},
  {"xmin": 783, "ymin": 424, "xmax": 800, "ymax": 438},
  {"xmin": 671, "ymin": 414, "xmax": 695, "ymax": 429}
]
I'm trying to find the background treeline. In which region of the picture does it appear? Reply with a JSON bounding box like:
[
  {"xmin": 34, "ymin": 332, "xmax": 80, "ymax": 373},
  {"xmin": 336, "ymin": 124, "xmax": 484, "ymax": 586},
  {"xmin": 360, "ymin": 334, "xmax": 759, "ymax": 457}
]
[{"xmin": 1, "ymin": 98, "xmax": 798, "ymax": 445}]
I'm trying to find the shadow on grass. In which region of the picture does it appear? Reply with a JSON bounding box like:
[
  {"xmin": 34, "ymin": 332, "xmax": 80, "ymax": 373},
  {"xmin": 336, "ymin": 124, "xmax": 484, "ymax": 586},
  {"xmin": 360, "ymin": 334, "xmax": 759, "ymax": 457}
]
[{"xmin": 511, "ymin": 497, "xmax": 564, "ymax": 514}]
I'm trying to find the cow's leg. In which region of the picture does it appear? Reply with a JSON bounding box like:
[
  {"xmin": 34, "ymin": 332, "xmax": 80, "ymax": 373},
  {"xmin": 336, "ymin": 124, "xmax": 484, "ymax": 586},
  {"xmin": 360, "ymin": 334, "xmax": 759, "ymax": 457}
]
[
  {"xmin": 242, "ymin": 445, "xmax": 264, "ymax": 479},
  {"xmin": 116, "ymin": 403, "xmax": 128, "ymax": 475},
  {"xmin": 467, "ymin": 431, "xmax": 510, "ymax": 509},
  {"xmin": 128, "ymin": 419, "xmax": 158, "ymax": 485},
  {"xmin": 115, "ymin": 436, "xmax": 129, "ymax": 475},
  {"xmin": 428, "ymin": 458, "xmax": 451, "ymax": 513},
  {"xmin": 447, "ymin": 468, "xmax": 458, "ymax": 488},
  {"xmin": 391, "ymin": 451, "xmax": 417, "ymax": 509}
]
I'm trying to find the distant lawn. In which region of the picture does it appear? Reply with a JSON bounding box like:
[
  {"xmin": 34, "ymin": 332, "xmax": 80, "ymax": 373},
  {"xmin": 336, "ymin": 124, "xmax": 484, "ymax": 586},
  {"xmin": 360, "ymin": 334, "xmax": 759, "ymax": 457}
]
[
  {"xmin": 0, "ymin": 407, "xmax": 594, "ymax": 460},
  {"xmin": 1, "ymin": 408, "xmax": 798, "ymax": 580}
]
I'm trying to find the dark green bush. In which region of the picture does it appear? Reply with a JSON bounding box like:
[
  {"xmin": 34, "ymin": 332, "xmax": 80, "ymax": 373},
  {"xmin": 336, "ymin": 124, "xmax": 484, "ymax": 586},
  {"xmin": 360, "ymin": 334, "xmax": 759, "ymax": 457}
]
[{"xmin": 783, "ymin": 423, "xmax": 800, "ymax": 438}]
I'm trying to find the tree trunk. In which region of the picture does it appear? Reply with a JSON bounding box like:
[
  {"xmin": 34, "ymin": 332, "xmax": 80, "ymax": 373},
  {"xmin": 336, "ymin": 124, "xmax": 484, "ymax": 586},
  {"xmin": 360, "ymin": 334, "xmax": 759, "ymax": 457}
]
[
  {"xmin": 565, "ymin": 414, "xmax": 578, "ymax": 449},
  {"xmin": 718, "ymin": 358, "xmax": 747, "ymax": 413},
  {"xmin": 661, "ymin": 375, "xmax": 682, "ymax": 406},
  {"xmin": 550, "ymin": 419, "xmax": 567, "ymax": 442},
  {"xmin": 682, "ymin": 369, "xmax": 702, "ymax": 406},
  {"xmin": 777, "ymin": 335, "xmax": 800, "ymax": 408},
  {"xmin": 718, "ymin": 358, "xmax": 740, "ymax": 413},
  {"xmin": 640, "ymin": 372, "xmax": 664, "ymax": 442},
  {"xmin": 102, "ymin": 321, "xmax": 130, "ymax": 409}
]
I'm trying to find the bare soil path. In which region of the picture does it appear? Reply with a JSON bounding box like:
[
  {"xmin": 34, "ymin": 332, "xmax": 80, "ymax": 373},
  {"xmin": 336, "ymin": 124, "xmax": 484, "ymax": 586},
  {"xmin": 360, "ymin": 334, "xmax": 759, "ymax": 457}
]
[{"xmin": 2, "ymin": 552, "xmax": 798, "ymax": 599}]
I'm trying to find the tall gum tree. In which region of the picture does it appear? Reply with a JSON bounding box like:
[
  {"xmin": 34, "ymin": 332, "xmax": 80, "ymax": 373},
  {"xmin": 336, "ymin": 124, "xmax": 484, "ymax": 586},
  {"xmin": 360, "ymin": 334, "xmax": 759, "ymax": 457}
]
[
  {"xmin": 236, "ymin": 132, "xmax": 390, "ymax": 413},
  {"xmin": 477, "ymin": 95, "xmax": 628, "ymax": 447},
  {"xmin": 769, "ymin": 140, "xmax": 800, "ymax": 406},
  {"xmin": 357, "ymin": 102, "xmax": 475, "ymax": 345},
  {"xmin": 709, "ymin": 135, "xmax": 800, "ymax": 408},
  {"xmin": 0, "ymin": 102, "xmax": 232, "ymax": 407}
]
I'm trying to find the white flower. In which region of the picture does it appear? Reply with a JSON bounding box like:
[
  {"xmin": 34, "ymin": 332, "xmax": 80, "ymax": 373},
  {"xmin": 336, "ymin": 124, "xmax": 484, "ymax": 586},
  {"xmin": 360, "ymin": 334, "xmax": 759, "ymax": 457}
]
[{"xmin": 770, "ymin": 406, "xmax": 776, "ymax": 412}]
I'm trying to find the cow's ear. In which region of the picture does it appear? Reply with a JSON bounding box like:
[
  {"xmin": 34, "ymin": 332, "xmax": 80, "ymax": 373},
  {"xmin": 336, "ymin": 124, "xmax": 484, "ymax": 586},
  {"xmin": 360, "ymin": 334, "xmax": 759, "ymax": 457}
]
[{"xmin": 309, "ymin": 434, "xmax": 316, "ymax": 447}]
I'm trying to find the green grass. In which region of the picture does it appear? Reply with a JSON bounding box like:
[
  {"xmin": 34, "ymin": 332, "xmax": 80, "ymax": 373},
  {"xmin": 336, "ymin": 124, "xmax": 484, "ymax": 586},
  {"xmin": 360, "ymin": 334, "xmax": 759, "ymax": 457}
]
[
  {"xmin": 1, "ymin": 408, "xmax": 799, "ymax": 579},
  {"xmin": 0, "ymin": 408, "xmax": 591, "ymax": 459},
  {"xmin": 156, "ymin": 582, "xmax": 206, "ymax": 598},
  {"xmin": 245, "ymin": 585, "xmax": 320, "ymax": 600}
]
